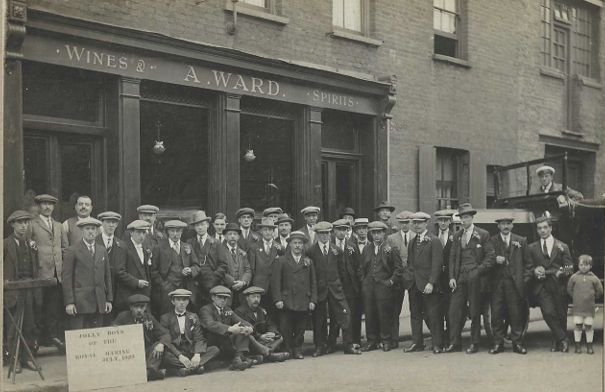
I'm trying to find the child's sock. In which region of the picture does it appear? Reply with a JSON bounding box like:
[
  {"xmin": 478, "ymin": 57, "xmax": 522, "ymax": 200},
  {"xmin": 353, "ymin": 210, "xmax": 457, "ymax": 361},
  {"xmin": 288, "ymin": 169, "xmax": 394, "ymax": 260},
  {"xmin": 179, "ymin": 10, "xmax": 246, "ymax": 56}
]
[
  {"xmin": 574, "ymin": 324, "xmax": 583, "ymax": 342},
  {"xmin": 585, "ymin": 326, "xmax": 594, "ymax": 343}
]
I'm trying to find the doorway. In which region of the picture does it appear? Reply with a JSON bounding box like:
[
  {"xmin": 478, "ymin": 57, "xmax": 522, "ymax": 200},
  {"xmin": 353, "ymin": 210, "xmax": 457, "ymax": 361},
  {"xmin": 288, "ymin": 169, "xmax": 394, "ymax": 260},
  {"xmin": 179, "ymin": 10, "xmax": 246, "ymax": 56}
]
[{"xmin": 321, "ymin": 157, "xmax": 359, "ymax": 221}]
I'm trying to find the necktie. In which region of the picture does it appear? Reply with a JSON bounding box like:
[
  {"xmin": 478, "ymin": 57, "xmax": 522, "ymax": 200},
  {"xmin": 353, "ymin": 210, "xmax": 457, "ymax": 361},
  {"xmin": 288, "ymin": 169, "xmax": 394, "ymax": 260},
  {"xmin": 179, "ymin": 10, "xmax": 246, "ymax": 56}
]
[
  {"xmin": 463, "ymin": 230, "xmax": 470, "ymax": 247},
  {"xmin": 176, "ymin": 313, "xmax": 185, "ymax": 318},
  {"xmin": 88, "ymin": 244, "xmax": 95, "ymax": 256},
  {"xmin": 173, "ymin": 241, "xmax": 180, "ymax": 255},
  {"xmin": 323, "ymin": 244, "xmax": 328, "ymax": 256},
  {"xmin": 440, "ymin": 232, "xmax": 446, "ymax": 246},
  {"xmin": 374, "ymin": 244, "xmax": 379, "ymax": 255},
  {"xmin": 265, "ymin": 242, "xmax": 270, "ymax": 254},
  {"xmin": 199, "ymin": 236, "xmax": 206, "ymax": 247},
  {"xmin": 106, "ymin": 238, "xmax": 112, "ymax": 253},
  {"xmin": 231, "ymin": 248, "xmax": 237, "ymax": 259},
  {"xmin": 542, "ymin": 240, "xmax": 549, "ymax": 258},
  {"xmin": 404, "ymin": 232, "xmax": 408, "ymax": 247},
  {"xmin": 47, "ymin": 217, "xmax": 53, "ymax": 230}
]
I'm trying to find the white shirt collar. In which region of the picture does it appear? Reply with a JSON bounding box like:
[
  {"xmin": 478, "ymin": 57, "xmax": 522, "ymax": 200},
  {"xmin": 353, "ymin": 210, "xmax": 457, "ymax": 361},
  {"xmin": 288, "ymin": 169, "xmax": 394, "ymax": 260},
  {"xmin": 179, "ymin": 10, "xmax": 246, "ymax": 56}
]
[
  {"xmin": 227, "ymin": 243, "xmax": 237, "ymax": 253},
  {"xmin": 198, "ymin": 233, "xmax": 207, "ymax": 241},
  {"xmin": 543, "ymin": 182, "xmax": 553, "ymax": 192},
  {"xmin": 102, "ymin": 232, "xmax": 114, "ymax": 243},
  {"xmin": 293, "ymin": 254, "xmax": 301, "ymax": 263}
]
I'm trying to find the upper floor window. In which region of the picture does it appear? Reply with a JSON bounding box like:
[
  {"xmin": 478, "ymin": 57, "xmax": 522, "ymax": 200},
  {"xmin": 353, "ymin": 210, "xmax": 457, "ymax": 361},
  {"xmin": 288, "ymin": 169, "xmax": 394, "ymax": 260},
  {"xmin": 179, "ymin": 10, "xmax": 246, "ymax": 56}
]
[
  {"xmin": 333, "ymin": 0, "xmax": 363, "ymax": 33},
  {"xmin": 241, "ymin": 0, "xmax": 267, "ymax": 7},
  {"xmin": 433, "ymin": 0, "xmax": 461, "ymax": 58}
]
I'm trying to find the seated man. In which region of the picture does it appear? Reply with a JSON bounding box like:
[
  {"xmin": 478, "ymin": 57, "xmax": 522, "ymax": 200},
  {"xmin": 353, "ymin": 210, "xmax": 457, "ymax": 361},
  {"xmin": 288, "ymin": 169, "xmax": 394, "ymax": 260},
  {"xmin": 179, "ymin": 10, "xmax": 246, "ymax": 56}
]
[
  {"xmin": 533, "ymin": 165, "xmax": 583, "ymax": 200},
  {"xmin": 235, "ymin": 286, "xmax": 290, "ymax": 363},
  {"xmin": 113, "ymin": 294, "xmax": 170, "ymax": 381},
  {"xmin": 160, "ymin": 289, "xmax": 220, "ymax": 377},
  {"xmin": 199, "ymin": 286, "xmax": 256, "ymax": 371}
]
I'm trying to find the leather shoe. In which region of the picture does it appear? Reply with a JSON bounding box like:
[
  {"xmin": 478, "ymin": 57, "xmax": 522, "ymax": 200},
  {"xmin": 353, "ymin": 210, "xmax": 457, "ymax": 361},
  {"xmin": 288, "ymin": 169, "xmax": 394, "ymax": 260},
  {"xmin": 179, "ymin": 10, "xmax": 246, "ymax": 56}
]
[
  {"xmin": 344, "ymin": 345, "xmax": 362, "ymax": 355},
  {"xmin": 489, "ymin": 344, "xmax": 504, "ymax": 354},
  {"xmin": 312, "ymin": 346, "xmax": 326, "ymax": 357},
  {"xmin": 52, "ymin": 337, "xmax": 66, "ymax": 354},
  {"xmin": 176, "ymin": 368, "xmax": 192, "ymax": 377},
  {"xmin": 267, "ymin": 352, "xmax": 290, "ymax": 362},
  {"xmin": 246, "ymin": 354, "xmax": 264, "ymax": 365},
  {"xmin": 444, "ymin": 344, "xmax": 461, "ymax": 353},
  {"xmin": 293, "ymin": 349, "xmax": 304, "ymax": 359},
  {"xmin": 194, "ymin": 366, "xmax": 206, "ymax": 375},
  {"xmin": 147, "ymin": 368, "xmax": 165, "ymax": 381},
  {"xmin": 22, "ymin": 360, "xmax": 41, "ymax": 371},
  {"xmin": 404, "ymin": 343, "xmax": 425, "ymax": 353},
  {"xmin": 512, "ymin": 344, "xmax": 527, "ymax": 355},
  {"xmin": 560, "ymin": 340, "xmax": 569, "ymax": 353},
  {"xmin": 361, "ymin": 342, "xmax": 379, "ymax": 352},
  {"xmin": 382, "ymin": 343, "xmax": 391, "ymax": 352},
  {"xmin": 432, "ymin": 346, "xmax": 443, "ymax": 354},
  {"xmin": 229, "ymin": 356, "xmax": 248, "ymax": 371},
  {"xmin": 466, "ymin": 344, "xmax": 478, "ymax": 354},
  {"xmin": 551, "ymin": 341, "xmax": 560, "ymax": 352}
]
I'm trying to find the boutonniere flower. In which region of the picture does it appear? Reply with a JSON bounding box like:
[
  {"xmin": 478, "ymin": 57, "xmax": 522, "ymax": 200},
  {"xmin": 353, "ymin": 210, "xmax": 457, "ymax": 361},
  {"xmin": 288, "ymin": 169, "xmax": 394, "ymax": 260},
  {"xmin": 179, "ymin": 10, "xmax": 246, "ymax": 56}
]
[
  {"xmin": 303, "ymin": 257, "xmax": 311, "ymax": 268},
  {"xmin": 239, "ymin": 249, "xmax": 247, "ymax": 257},
  {"xmin": 556, "ymin": 243, "xmax": 564, "ymax": 252},
  {"xmin": 512, "ymin": 241, "xmax": 521, "ymax": 248},
  {"xmin": 346, "ymin": 245, "xmax": 355, "ymax": 255},
  {"xmin": 224, "ymin": 310, "xmax": 233, "ymax": 316},
  {"xmin": 143, "ymin": 320, "xmax": 154, "ymax": 331},
  {"xmin": 422, "ymin": 236, "xmax": 431, "ymax": 243},
  {"xmin": 273, "ymin": 243, "xmax": 282, "ymax": 251},
  {"xmin": 384, "ymin": 245, "xmax": 392, "ymax": 254},
  {"xmin": 157, "ymin": 232, "xmax": 165, "ymax": 239},
  {"xmin": 449, "ymin": 235, "xmax": 454, "ymax": 242},
  {"xmin": 208, "ymin": 237, "xmax": 215, "ymax": 244},
  {"xmin": 28, "ymin": 240, "xmax": 38, "ymax": 251},
  {"xmin": 187, "ymin": 314, "xmax": 196, "ymax": 322},
  {"xmin": 472, "ymin": 232, "xmax": 481, "ymax": 240},
  {"xmin": 476, "ymin": 244, "xmax": 482, "ymax": 248},
  {"xmin": 251, "ymin": 233, "xmax": 259, "ymax": 241}
]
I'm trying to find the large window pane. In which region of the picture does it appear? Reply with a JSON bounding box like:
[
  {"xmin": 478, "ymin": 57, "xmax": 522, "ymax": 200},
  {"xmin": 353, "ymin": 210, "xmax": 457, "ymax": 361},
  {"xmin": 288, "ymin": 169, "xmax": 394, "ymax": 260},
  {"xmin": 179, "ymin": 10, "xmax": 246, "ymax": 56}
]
[
  {"xmin": 321, "ymin": 110, "xmax": 358, "ymax": 151},
  {"xmin": 333, "ymin": 0, "xmax": 362, "ymax": 32},
  {"xmin": 60, "ymin": 141, "xmax": 93, "ymax": 203},
  {"xmin": 24, "ymin": 135, "xmax": 49, "ymax": 195}
]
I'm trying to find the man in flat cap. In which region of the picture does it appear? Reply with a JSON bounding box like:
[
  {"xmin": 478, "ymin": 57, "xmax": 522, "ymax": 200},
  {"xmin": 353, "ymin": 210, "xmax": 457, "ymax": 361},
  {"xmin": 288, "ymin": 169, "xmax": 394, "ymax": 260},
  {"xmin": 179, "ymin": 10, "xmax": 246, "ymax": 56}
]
[
  {"xmin": 187, "ymin": 211, "xmax": 227, "ymax": 305},
  {"xmin": 4, "ymin": 211, "xmax": 42, "ymax": 372},
  {"xmin": 135, "ymin": 204, "xmax": 164, "ymax": 248},
  {"xmin": 28, "ymin": 194, "xmax": 67, "ymax": 352},
  {"xmin": 487, "ymin": 216, "xmax": 529, "ymax": 355},
  {"xmin": 236, "ymin": 208, "xmax": 260, "ymax": 252},
  {"xmin": 445, "ymin": 203, "xmax": 495, "ymax": 354},
  {"xmin": 235, "ymin": 286, "xmax": 290, "ymax": 362},
  {"xmin": 63, "ymin": 217, "xmax": 113, "ymax": 330},
  {"xmin": 527, "ymin": 216, "xmax": 573, "ymax": 352},
  {"xmin": 150, "ymin": 220, "xmax": 201, "ymax": 316},
  {"xmin": 271, "ymin": 231, "xmax": 317, "ymax": 359},
  {"xmin": 387, "ymin": 210, "xmax": 416, "ymax": 348},
  {"xmin": 97, "ymin": 211, "xmax": 126, "ymax": 323},
  {"xmin": 214, "ymin": 223, "xmax": 252, "ymax": 309},
  {"xmin": 359, "ymin": 221, "xmax": 403, "ymax": 352},
  {"xmin": 263, "ymin": 207, "xmax": 283, "ymax": 239},
  {"xmin": 404, "ymin": 212, "xmax": 444, "ymax": 354},
  {"xmin": 276, "ymin": 213, "xmax": 294, "ymax": 253},
  {"xmin": 199, "ymin": 286, "xmax": 255, "ymax": 371},
  {"xmin": 248, "ymin": 218, "xmax": 281, "ymax": 322},
  {"xmin": 339, "ymin": 207, "xmax": 356, "ymax": 240},
  {"xmin": 298, "ymin": 206, "xmax": 320, "ymax": 246},
  {"xmin": 62, "ymin": 195, "xmax": 93, "ymax": 246},
  {"xmin": 374, "ymin": 202, "xmax": 397, "ymax": 236},
  {"xmin": 115, "ymin": 220, "xmax": 153, "ymax": 312},
  {"xmin": 329, "ymin": 219, "xmax": 363, "ymax": 353},
  {"xmin": 433, "ymin": 209, "xmax": 455, "ymax": 347},
  {"xmin": 160, "ymin": 289, "xmax": 219, "ymax": 376},
  {"xmin": 113, "ymin": 294, "xmax": 170, "ymax": 381}
]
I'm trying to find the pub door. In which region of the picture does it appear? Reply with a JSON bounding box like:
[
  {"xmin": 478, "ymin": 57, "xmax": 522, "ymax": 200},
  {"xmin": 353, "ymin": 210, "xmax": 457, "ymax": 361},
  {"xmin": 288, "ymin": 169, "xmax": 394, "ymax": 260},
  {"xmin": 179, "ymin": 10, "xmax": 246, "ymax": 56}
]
[
  {"xmin": 321, "ymin": 157, "xmax": 360, "ymax": 221},
  {"xmin": 23, "ymin": 131, "xmax": 105, "ymax": 221}
]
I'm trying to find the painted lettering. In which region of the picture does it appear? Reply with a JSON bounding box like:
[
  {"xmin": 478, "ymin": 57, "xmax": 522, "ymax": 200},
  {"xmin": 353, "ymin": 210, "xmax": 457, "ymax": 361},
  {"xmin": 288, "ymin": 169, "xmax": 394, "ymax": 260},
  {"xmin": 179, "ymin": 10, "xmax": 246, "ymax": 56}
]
[
  {"xmin": 233, "ymin": 74, "xmax": 249, "ymax": 91},
  {"xmin": 212, "ymin": 70, "xmax": 232, "ymax": 88},
  {"xmin": 65, "ymin": 45, "xmax": 85, "ymax": 61},
  {"xmin": 118, "ymin": 56, "xmax": 128, "ymax": 70},
  {"xmin": 268, "ymin": 80, "xmax": 280, "ymax": 96},
  {"xmin": 250, "ymin": 77, "xmax": 264, "ymax": 94},
  {"xmin": 92, "ymin": 51, "xmax": 104, "ymax": 66},
  {"xmin": 184, "ymin": 66, "xmax": 200, "ymax": 83}
]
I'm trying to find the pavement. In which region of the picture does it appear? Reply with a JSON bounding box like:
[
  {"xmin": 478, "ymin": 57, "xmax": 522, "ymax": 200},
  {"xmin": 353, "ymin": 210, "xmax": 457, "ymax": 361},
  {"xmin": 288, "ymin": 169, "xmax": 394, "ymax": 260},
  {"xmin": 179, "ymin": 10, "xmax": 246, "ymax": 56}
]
[{"xmin": 2, "ymin": 306, "xmax": 602, "ymax": 392}]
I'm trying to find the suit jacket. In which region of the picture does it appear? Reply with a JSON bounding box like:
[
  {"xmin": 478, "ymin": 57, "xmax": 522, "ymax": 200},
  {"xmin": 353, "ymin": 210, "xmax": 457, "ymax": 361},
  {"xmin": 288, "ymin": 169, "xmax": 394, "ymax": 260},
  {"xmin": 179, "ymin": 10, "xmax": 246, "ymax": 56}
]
[
  {"xmin": 448, "ymin": 226, "xmax": 495, "ymax": 283},
  {"xmin": 199, "ymin": 303, "xmax": 251, "ymax": 336},
  {"xmin": 526, "ymin": 237, "xmax": 572, "ymax": 297},
  {"xmin": 3, "ymin": 234, "xmax": 41, "ymax": 308},
  {"xmin": 248, "ymin": 240, "xmax": 280, "ymax": 292},
  {"xmin": 387, "ymin": 230, "xmax": 417, "ymax": 289},
  {"xmin": 435, "ymin": 230, "xmax": 453, "ymax": 292},
  {"xmin": 115, "ymin": 238, "xmax": 153, "ymax": 308},
  {"xmin": 96, "ymin": 234, "xmax": 126, "ymax": 305},
  {"xmin": 307, "ymin": 242, "xmax": 347, "ymax": 302},
  {"xmin": 216, "ymin": 243, "xmax": 252, "ymax": 287},
  {"xmin": 113, "ymin": 310, "xmax": 173, "ymax": 351},
  {"xmin": 62, "ymin": 240, "xmax": 113, "ymax": 314},
  {"xmin": 237, "ymin": 228, "xmax": 260, "ymax": 252},
  {"xmin": 407, "ymin": 232, "xmax": 443, "ymax": 292},
  {"xmin": 297, "ymin": 226, "xmax": 318, "ymax": 249},
  {"xmin": 187, "ymin": 236, "xmax": 227, "ymax": 293},
  {"xmin": 359, "ymin": 242, "xmax": 404, "ymax": 288},
  {"xmin": 27, "ymin": 215, "xmax": 67, "ymax": 282},
  {"xmin": 234, "ymin": 302, "xmax": 279, "ymax": 338},
  {"xmin": 532, "ymin": 182, "xmax": 584, "ymax": 200},
  {"xmin": 488, "ymin": 233, "xmax": 530, "ymax": 298},
  {"xmin": 123, "ymin": 225, "xmax": 164, "ymax": 250},
  {"xmin": 150, "ymin": 239, "xmax": 201, "ymax": 296},
  {"xmin": 334, "ymin": 239, "xmax": 362, "ymax": 299},
  {"xmin": 160, "ymin": 311, "xmax": 209, "ymax": 355},
  {"xmin": 271, "ymin": 252, "xmax": 318, "ymax": 311}
]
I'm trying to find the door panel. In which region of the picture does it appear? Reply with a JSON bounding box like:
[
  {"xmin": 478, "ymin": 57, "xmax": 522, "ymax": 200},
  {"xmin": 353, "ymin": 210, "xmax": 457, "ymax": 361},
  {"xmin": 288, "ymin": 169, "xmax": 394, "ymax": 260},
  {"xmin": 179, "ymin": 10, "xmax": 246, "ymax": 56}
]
[{"xmin": 321, "ymin": 158, "xmax": 359, "ymax": 221}]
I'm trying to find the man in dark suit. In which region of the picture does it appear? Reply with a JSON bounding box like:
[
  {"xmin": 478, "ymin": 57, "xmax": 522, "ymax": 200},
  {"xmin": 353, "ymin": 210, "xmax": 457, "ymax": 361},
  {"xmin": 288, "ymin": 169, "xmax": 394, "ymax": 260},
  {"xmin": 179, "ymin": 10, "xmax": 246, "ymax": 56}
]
[
  {"xmin": 150, "ymin": 220, "xmax": 201, "ymax": 317},
  {"xmin": 198, "ymin": 286, "xmax": 255, "ymax": 371},
  {"xmin": 248, "ymin": 218, "xmax": 280, "ymax": 321},
  {"xmin": 62, "ymin": 217, "xmax": 113, "ymax": 330},
  {"xmin": 352, "ymin": 218, "xmax": 370, "ymax": 255},
  {"xmin": 434, "ymin": 209, "xmax": 454, "ymax": 347},
  {"xmin": 235, "ymin": 286, "xmax": 290, "ymax": 362},
  {"xmin": 115, "ymin": 220, "xmax": 153, "ymax": 312},
  {"xmin": 160, "ymin": 289, "xmax": 219, "ymax": 376},
  {"xmin": 96, "ymin": 211, "xmax": 126, "ymax": 323},
  {"xmin": 329, "ymin": 219, "xmax": 363, "ymax": 353},
  {"xmin": 211, "ymin": 212, "xmax": 227, "ymax": 244},
  {"xmin": 359, "ymin": 221, "xmax": 404, "ymax": 352},
  {"xmin": 527, "ymin": 216, "xmax": 573, "ymax": 352},
  {"xmin": 187, "ymin": 210, "xmax": 226, "ymax": 305},
  {"xmin": 4, "ymin": 210, "xmax": 42, "ymax": 372},
  {"xmin": 271, "ymin": 231, "xmax": 317, "ymax": 359},
  {"xmin": 297, "ymin": 206, "xmax": 320, "ymax": 246},
  {"xmin": 113, "ymin": 294, "xmax": 170, "ymax": 381},
  {"xmin": 403, "ymin": 212, "xmax": 444, "ymax": 354},
  {"xmin": 262, "ymin": 207, "xmax": 283, "ymax": 240},
  {"xmin": 445, "ymin": 204, "xmax": 495, "ymax": 354},
  {"xmin": 275, "ymin": 213, "xmax": 294, "ymax": 254},
  {"xmin": 236, "ymin": 208, "xmax": 260, "ymax": 252},
  {"xmin": 488, "ymin": 216, "xmax": 529, "ymax": 355},
  {"xmin": 136, "ymin": 204, "xmax": 164, "ymax": 248},
  {"xmin": 215, "ymin": 223, "xmax": 252, "ymax": 309}
]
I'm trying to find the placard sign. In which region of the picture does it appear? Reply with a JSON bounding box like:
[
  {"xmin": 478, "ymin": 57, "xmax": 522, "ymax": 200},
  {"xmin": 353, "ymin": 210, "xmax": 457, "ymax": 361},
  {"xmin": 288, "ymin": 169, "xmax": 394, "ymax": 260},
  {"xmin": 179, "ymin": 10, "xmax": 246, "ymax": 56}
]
[{"xmin": 65, "ymin": 324, "xmax": 147, "ymax": 391}]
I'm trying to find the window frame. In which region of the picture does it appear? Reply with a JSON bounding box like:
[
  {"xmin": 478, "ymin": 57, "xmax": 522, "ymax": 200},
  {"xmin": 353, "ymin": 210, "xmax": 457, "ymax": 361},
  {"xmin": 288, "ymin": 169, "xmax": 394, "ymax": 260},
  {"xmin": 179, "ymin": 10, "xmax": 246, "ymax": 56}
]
[
  {"xmin": 329, "ymin": 0, "xmax": 382, "ymax": 46},
  {"xmin": 433, "ymin": 0, "xmax": 466, "ymax": 60},
  {"xmin": 224, "ymin": 0, "xmax": 289, "ymax": 25}
]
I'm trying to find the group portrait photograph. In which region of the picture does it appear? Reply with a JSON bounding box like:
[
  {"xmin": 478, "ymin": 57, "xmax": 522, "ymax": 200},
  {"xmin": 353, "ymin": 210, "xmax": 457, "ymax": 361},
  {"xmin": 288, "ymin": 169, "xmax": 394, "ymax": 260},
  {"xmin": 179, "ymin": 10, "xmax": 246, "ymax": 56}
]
[{"xmin": 1, "ymin": 0, "xmax": 604, "ymax": 391}]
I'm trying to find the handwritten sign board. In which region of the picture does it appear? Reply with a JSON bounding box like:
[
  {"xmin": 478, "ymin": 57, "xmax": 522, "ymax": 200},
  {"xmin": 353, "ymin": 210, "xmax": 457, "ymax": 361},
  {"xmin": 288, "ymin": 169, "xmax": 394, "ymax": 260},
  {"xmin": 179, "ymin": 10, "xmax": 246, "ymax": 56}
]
[{"xmin": 65, "ymin": 324, "xmax": 147, "ymax": 391}]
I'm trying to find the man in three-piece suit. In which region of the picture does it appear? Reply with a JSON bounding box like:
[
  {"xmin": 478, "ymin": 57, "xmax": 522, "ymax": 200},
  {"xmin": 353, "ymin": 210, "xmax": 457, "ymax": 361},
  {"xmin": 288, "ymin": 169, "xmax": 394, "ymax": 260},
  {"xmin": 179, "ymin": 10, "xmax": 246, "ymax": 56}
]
[
  {"xmin": 62, "ymin": 195, "xmax": 93, "ymax": 247},
  {"xmin": 115, "ymin": 220, "xmax": 153, "ymax": 312},
  {"xmin": 160, "ymin": 289, "xmax": 219, "ymax": 377},
  {"xmin": 527, "ymin": 216, "xmax": 573, "ymax": 352},
  {"xmin": 445, "ymin": 204, "xmax": 495, "ymax": 354},
  {"xmin": 271, "ymin": 231, "xmax": 317, "ymax": 359},
  {"xmin": 359, "ymin": 221, "xmax": 403, "ymax": 352},
  {"xmin": 297, "ymin": 206, "xmax": 320, "ymax": 247},
  {"xmin": 187, "ymin": 210, "xmax": 226, "ymax": 305},
  {"xmin": 150, "ymin": 220, "xmax": 201, "ymax": 316},
  {"xmin": 386, "ymin": 210, "xmax": 416, "ymax": 349},
  {"xmin": 113, "ymin": 294, "xmax": 170, "ymax": 381},
  {"xmin": 404, "ymin": 212, "xmax": 444, "ymax": 354},
  {"xmin": 236, "ymin": 208, "xmax": 260, "ymax": 252},
  {"xmin": 488, "ymin": 216, "xmax": 529, "ymax": 355},
  {"xmin": 96, "ymin": 211, "xmax": 126, "ymax": 322},
  {"xmin": 216, "ymin": 223, "xmax": 252, "ymax": 309},
  {"xmin": 62, "ymin": 217, "xmax": 113, "ymax": 330},
  {"xmin": 434, "ymin": 209, "xmax": 454, "ymax": 347},
  {"xmin": 198, "ymin": 286, "xmax": 255, "ymax": 371},
  {"xmin": 27, "ymin": 194, "xmax": 67, "ymax": 351},
  {"xmin": 248, "ymin": 218, "xmax": 281, "ymax": 320}
]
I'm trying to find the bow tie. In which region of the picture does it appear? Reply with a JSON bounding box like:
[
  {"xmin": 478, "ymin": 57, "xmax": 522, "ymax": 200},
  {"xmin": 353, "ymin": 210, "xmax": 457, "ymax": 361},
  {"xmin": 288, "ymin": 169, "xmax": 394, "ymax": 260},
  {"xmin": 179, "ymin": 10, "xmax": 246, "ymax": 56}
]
[{"xmin": 176, "ymin": 313, "xmax": 186, "ymax": 318}]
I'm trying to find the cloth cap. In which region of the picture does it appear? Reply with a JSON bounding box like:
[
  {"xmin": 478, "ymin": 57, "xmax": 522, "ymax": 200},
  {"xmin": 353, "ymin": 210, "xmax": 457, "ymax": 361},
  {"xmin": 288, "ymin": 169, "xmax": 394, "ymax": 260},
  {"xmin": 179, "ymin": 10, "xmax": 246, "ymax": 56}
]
[
  {"xmin": 34, "ymin": 194, "xmax": 58, "ymax": 204},
  {"xmin": 128, "ymin": 294, "xmax": 150, "ymax": 305},
  {"xmin": 210, "ymin": 285, "xmax": 232, "ymax": 297},
  {"xmin": 367, "ymin": 221, "xmax": 388, "ymax": 231},
  {"xmin": 242, "ymin": 286, "xmax": 265, "ymax": 296},
  {"xmin": 300, "ymin": 206, "xmax": 320, "ymax": 215},
  {"xmin": 262, "ymin": 207, "xmax": 283, "ymax": 216},
  {"xmin": 163, "ymin": 220, "xmax": 187, "ymax": 229},
  {"xmin": 7, "ymin": 210, "xmax": 32, "ymax": 224},
  {"xmin": 97, "ymin": 211, "xmax": 122, "ymax": 221},
  {"xmin": 494, "ymin": 216, "xmax": 515, "ymax": 223},
  {"xmin": 332, "ymin": 219, "xmax": 351, "ymax": 229},
  {"xmin": 395, "ymin": 210, "xmax": 414, "ymax": 221},
  {"xmin": 127, "ymin": 220, "xmax": 151, "ymax": 231},
  {"xmin": 76, "ymin": 217, "xmax": 102, "ymax": 228},
  {"xmin": 257, "ymin": 217, "xmax": 277, "ymax": 229},
  {"xmin": 137, "ymin": 205, "xmax": 159, "ymax": 214},
  {"xmin": 288, "ymin": 231, "xmax": 309, "ymax": 243},
  {"xmin": 235, "ymin": 207, "xmax": 255, "ymax": 219},
  {"xmin": 411, "ymin": 212, "xmax": 431, "ymax": 221},
  {"xmin": 314, "ymin": 221, "xmax": 333, "ymax": 233}
]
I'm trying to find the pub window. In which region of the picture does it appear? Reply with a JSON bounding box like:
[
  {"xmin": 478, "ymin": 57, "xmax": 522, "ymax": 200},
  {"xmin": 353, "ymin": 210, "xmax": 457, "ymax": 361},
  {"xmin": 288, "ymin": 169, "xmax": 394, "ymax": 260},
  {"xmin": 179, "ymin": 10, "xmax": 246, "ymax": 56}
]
[
  {"xmin": 333, "ymin": 0, "xmax": 364, "ymax": 33},
  {"xmin": 433, "ymin": 0, "xmax": 463, "ymax": 58},
  {"xmin": 436, "ymin": 147, "xmax": 468, "ymax": 210}
]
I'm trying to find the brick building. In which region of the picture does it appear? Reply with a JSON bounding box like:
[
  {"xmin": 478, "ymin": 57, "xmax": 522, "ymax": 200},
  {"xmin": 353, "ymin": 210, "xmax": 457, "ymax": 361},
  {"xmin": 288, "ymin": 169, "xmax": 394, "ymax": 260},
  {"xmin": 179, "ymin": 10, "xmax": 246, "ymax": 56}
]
[{"xmin": 4, "ymin": 0, "xmax": 604, "ymax": 226}]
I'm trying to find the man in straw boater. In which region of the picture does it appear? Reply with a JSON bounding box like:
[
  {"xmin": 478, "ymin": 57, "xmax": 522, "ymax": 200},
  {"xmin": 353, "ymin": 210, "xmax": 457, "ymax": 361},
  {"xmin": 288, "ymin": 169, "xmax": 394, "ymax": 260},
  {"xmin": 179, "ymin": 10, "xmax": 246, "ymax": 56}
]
[
  {"xmin": 160, "ymin": 289, "xmax": 220, "ymax": 376},
  {"xmin": 113, "ymin": 294, "xmax": 170, "ymax": 381},
  {"xmin": 62, "ymin": 217, "xmax": 113, "ymax": 330},
  {"xmin": 351, "ymin": 218, "xmax": 370, "ymax": 255},
  {"xmin": 271, "ymin": 230, "xmax": 317, "ymax": 359},
  {"xmin": 359, "ymin": 221, "xmax": 403, "ymax": 352},
  {"xmin": 445, "ymin": 203, "xmax": 495, "ymax": 354},
  {"xmin": 487, "ymin": 215, "xmax": 529, "ymax": 355},
  {"xmin": 532, "ymin": 165, "xmax": 583, "ymax": 200},
  {"xmin": 235, "ymin": 286, "xmax": 290, "ymax": 362}
]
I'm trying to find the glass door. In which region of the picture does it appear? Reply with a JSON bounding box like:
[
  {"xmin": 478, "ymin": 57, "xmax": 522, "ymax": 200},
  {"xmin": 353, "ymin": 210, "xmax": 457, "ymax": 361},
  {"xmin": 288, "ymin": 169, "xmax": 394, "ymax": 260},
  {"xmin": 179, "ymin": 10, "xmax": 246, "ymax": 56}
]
[{"xmin": 321, "ymin": 158, "xmax": 359, "ymax": 221}]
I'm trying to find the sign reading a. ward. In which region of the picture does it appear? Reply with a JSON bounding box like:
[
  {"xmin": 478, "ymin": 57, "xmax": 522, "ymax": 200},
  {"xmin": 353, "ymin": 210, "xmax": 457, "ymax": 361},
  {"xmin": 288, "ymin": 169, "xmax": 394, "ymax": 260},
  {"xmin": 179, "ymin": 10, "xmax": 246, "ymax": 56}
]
[{"xmin": 65, "ymin": 324, "xmax": 147, "ymax": 391}]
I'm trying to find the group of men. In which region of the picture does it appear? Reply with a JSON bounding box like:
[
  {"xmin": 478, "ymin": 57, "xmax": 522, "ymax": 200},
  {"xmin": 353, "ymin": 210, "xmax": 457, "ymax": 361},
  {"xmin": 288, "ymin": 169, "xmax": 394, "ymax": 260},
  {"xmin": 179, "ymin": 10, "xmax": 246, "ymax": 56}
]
[{"xmin": 3, "ymin": 172, "xmax": 578, "ymax": 378}]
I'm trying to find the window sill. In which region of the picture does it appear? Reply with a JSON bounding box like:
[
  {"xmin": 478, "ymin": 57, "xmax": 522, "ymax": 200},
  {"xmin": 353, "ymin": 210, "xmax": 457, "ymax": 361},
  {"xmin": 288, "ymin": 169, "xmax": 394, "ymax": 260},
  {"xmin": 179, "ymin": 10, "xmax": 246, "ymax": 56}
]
[
  {"xmin": 432, "ymin": 54, "xmax": 471, "ymax": 68},
  {"xmin": 224, "ymin": 1, "xmax": 289, "ymax": 25},
  {"xmin": 561, "ymin": 129, "xmax": 584, "ymax": 138},
  {"xmin": 328, "ymin": 29, "xmax": 383, "ymax": 47},
  {"xmin": 577, "ymin": 75, "xmax": 602, "ymax": 90},
  {"xmin": 539, "ymin": 67, "xmax": 565, "ymax": 81}
]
